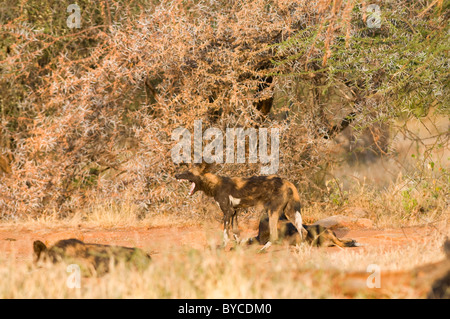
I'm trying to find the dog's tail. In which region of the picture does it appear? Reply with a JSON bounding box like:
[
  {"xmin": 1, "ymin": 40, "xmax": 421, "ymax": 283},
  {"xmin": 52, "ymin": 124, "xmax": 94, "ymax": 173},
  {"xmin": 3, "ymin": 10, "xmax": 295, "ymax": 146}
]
[
  {"xmin": 332, "ymin": 237, "xmax": 361, "ymax": 247},
  {"xmin": 341, "ymin": 239, "xmax": 361, "ymax": 247},
  {"xmin": 284, "ymin": 183, "xmax": 307, "ymax": 239}
]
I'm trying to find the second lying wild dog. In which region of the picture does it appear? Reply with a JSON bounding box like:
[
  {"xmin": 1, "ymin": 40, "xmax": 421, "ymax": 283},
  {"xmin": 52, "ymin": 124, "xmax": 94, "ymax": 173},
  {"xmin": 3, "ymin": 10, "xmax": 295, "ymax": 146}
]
[{"xmin": 248, "ymin": 214, "xmax": 360, "ymax": 247}]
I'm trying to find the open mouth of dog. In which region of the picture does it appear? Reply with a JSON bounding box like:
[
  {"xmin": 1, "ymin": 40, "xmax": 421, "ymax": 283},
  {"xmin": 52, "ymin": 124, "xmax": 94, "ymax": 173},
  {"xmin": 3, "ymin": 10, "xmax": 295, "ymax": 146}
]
[
  {"xmin": 187, "ymin": 181, "xmax": 195, "ymax": 196},
  {"xmin": 178, "ymin": 180, "xmax": 195, "ymax": 196},
  {"xmin": 175, "ymin": 175, "xmax": 196, "ymax": 196}
]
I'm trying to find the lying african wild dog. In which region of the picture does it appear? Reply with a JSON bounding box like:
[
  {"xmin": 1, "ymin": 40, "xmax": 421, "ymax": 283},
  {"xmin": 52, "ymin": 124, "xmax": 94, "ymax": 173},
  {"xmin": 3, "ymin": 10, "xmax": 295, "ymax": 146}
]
[
  {"xmin": 248, "ymin": 214, "xmax": 360, "ymax": 247},
  {"xmin": 33, "ymin": 238, "xmax": 151, "ymax": 276},
  {"xmin": 175, "ymin": 163, "xmax": 307, "ymax": 245}
]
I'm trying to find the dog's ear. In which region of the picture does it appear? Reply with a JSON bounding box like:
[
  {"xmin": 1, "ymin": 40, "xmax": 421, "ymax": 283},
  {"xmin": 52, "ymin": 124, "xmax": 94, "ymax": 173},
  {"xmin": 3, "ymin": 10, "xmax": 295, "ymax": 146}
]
[
  {"xmin": 198, "ymin": 162, "xmax": 213, "ymax": 173},
  {"xmin": 33, "ymin": 240, "xmax": 47, "ymax": 262}
]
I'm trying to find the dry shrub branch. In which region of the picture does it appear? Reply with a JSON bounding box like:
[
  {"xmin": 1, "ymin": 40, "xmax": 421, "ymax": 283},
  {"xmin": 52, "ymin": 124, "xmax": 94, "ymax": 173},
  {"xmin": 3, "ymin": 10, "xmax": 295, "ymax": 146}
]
[{"xmin": 0, "ymin": 0, "xmax": 447, "ymax": 219}]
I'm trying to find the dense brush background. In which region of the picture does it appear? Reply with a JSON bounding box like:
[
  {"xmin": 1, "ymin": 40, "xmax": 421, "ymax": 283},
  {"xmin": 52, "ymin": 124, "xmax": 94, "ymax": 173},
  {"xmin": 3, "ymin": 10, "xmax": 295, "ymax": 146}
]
[{"xmin": 0, "ymin": 0, "xmax": 448, "ymax": 225}]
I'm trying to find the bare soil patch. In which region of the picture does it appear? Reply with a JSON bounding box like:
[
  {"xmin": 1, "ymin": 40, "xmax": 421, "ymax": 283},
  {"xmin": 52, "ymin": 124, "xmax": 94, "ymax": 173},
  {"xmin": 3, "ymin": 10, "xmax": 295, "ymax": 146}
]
[{"xmin": 0, "ymin": 219, "xmax": 448, "ymax": 298}]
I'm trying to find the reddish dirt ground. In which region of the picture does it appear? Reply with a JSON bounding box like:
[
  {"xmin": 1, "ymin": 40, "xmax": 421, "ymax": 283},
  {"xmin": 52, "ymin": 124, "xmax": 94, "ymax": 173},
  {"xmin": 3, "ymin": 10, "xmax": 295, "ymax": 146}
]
[
  {"xmin": 0, "ymin": 219, "xmax": 448, "ymax": 298},
  {"xmin": 0, "ymin": 219, "xmax": 441, "ymax": 260}
]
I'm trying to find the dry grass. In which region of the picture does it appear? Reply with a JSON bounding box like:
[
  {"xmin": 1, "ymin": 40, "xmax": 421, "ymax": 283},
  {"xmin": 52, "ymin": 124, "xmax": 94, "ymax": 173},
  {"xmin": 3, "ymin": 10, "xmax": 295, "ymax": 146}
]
[
  {"xmin": 0, "ymin": 228, "xmax": 446, "ymax": 299},
  {"xmin": 2, "ymin": 162, "xmax": 447, "ymax": 232},
  {"xmin": 0, "ymin": 0, "xmax": 447, "ymax": 299},
  {"xmin": 0, "ymin": 199, "xmax": 197, "ymax": 231},
  {"xmin": 0, "ymin": 155, "xmax": 447, "ymax": 299}
]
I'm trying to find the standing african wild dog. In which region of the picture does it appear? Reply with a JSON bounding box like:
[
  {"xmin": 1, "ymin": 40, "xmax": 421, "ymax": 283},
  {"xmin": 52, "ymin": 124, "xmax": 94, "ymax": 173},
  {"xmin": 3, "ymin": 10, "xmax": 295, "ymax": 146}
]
[{"xmin": 175, "ymin": 163, "xmax": 307, "ymax": 245}]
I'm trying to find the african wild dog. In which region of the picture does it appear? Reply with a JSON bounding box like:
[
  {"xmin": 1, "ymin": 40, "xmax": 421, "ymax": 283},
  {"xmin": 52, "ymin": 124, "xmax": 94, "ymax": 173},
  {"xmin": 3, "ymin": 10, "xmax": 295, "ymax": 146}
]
[
  {"xmin": 175, "ymin": 163, "xmax": 307, "ymax": 245},
  {"xmin": 247, "ymin": 213, "xmax": 360, "ymax": 247},
  {"xmin": 33, "ymin": 238, "xmax": 151, "ymax": 276},
  {"xmin": 427, "ymin": 238, "xmax": 450, "ymax": 299}
]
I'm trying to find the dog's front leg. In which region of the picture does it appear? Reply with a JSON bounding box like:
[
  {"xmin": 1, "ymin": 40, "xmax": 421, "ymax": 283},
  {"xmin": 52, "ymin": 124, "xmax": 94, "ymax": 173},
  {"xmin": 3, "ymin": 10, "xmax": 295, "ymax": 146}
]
[
  {"xmin": 219, "ymin": 202, "xmax": 234, "ymax": 247},
  {"xmin": 223, "ymin": 213, "xmax": 233, "ymax": 247}
]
